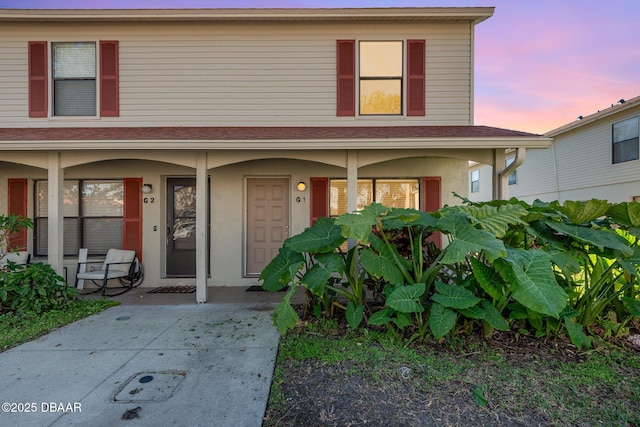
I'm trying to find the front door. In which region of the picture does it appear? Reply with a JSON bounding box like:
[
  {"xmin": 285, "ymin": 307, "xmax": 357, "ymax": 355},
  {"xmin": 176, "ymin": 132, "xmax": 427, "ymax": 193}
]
[
  {"xmin": 166, "ymin": 178, "xmax": 197, "ymax": 277},
  {"xmin": 246, "ymin": 178, "xmax": 290, "ymax": 276}
]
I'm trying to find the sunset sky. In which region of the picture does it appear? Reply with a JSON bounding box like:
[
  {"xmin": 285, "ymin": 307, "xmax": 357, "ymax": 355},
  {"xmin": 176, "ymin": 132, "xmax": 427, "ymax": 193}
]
[{"xmin": 1, "ymin": 0, "xmax": 638, "ymax": 135}]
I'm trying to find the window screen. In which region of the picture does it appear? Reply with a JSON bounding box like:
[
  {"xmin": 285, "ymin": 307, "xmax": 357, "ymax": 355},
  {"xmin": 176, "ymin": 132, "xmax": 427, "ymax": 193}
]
[{"xmin": 52, "ymin": 42, "xmax": 96, "ymax": 116}]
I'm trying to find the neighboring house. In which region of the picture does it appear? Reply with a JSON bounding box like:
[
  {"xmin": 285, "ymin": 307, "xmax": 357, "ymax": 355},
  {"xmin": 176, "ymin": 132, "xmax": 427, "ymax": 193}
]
[
  {"xmin": 468, "ymin": 150, "xmax": 518, "ymax": 202},
  {"xmin": 0, "ymin": 8, "xmax": 549, "ymax": 302},
  {"xmin": 508, "ymin": 96, "xmax": 640, "ymax": 203}
]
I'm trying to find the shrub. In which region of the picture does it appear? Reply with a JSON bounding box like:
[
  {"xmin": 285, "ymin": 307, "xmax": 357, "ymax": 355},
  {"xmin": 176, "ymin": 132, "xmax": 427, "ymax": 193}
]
[
  {"xmin": 0, "ymin": 262, "xmax": 77, "ymax": 315},
  {"xmin": 261, "ymin": 198, "xmax": 640, "ymax": 348}
]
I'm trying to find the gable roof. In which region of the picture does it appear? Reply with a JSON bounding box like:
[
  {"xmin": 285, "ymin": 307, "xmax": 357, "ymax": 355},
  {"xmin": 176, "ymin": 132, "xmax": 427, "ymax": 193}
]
[{"xmin": 545, "ymin": 95, "xmax": 640, "ymax": 137}]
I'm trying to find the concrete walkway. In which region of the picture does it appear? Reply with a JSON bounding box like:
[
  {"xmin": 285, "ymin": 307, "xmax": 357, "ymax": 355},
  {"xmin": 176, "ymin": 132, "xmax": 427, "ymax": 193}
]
[{"xmin": 0, "ymin": 291, "xmax": 287, "ymax": 426}]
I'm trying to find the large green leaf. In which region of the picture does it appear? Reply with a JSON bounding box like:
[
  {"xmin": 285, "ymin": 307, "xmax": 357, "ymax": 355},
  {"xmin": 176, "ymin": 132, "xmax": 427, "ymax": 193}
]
[
  {"xmin": 501, "ymin": 249, "xmax": 567, "ymax": 318},
  {"xmin": 470, "ymin": 257, "xmax": 505, "ymax": 300},
  {"xmin": 368, "ymin": 307, "xmax": 394, "ymax": 326},
  {"xmin": 608, "ymin": 202, "xmax": 640, "ymax": 227},
  {"xmin": 459, "ymin": 203, "xmax": 528, "ymax": 238},
  {"xmin": 431, "ymin": 281, "xmax": 481, "ymax": 309},
  {"xmin": 545, "ymin": 221, "xmax": 633, "ymax": 256},
  {"xmin": 285, "ymin": 216, "xmax": 345, "ymax": 253},
  {"xmin": 259, "ymin": 247, "xmax": 304, "ymax": 291},
  {"xmin": 480, "ymin": 300, "xmax": 510, "ymax": 331},
  {"xmin": 559, "ymin": 199, "xmax": 611, "ymax": 224},
  {"xmin": 382, "ymin": 208, "xmax": 438, "ymax": 229},
  {"xmin": 549, "ymin": 250, "xmax": 582, "ymax": 276},
  {"xmin": 360, "ymin": 246, "xmax": 405, "ymax": 286},
  {"xmin": 564, "ymin": 318, "xmax": 591, "ymax": 349},
  {"xmin": 314, "ymin": 252, "xmax": 346, "ymax": 274},
  {"xmin": 346, "ymin": 301, "xmax": 364, "ymax": 329},
  {"xmin": 622, "ymin": 297, "xmax": 640, "ymax": 317},
  {"xmin": 273, "ymin": 289, "xmax": 299, "ymax": 335},
  {"xmin": 335, "ymin": 203, "xmax": 388, "ymax": 243},
  {"xmin": 386, "ymin": 282, "xmax": 426, "ymax": 313},
  {"xmin": 617, "ymin": 246, "xmax": 640, "ymax": 277},
  {"xmin": 300, "ymin": 264, "xmax": 331, "ymax": 296},
  {"xmin": 458, "ymin": 304, "xmax": 486, "ymax": 319},
  {"xmin": 392, "ymin": 312, "xmax": 414, "ymax": 329},
  {"xmin": 437, "ymin": 212, "xmax": 506, "ymax": 263},
  {"xmin": 429, "ymin": 302, "xmax": 457, "ymax": 339}
]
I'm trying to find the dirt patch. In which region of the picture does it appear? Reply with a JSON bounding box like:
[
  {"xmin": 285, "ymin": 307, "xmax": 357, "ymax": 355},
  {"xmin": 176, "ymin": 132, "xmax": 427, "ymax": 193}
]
[{"xmin": 264, "ymin": 309, "xmax": 640, "ymax": 427}]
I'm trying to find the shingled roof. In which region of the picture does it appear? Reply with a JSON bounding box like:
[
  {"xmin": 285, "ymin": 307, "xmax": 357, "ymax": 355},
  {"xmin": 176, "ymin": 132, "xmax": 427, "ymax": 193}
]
[{"xmin": 0, "ymin": 125, "xmax": 538, "ymax": 141}]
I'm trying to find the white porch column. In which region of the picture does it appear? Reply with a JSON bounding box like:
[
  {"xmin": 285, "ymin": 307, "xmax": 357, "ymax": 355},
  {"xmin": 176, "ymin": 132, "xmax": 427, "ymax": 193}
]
[
  {"xmin": 195, "ymin": 151, "xmax": 208, "ymax": 303},
  {"xmin": 347, "ymin": 150, "xmax": 358, "ymax": 213},
  {"xmin": 47, "ymin": 152, "xmax": 64, "ymax": 278},
  {"xmin": 347, "ymin": 151, "xmax": 358, "ymax": 249},
  {"xmin": 492, "ymin": 149, "xmax": 506, "ymax": 200}
]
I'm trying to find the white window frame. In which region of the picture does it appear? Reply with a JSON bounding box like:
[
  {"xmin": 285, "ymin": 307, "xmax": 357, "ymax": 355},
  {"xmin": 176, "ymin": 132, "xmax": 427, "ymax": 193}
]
[{"xmin": 357, "ymin": 40, "xmax": 405, "ymax": 117}]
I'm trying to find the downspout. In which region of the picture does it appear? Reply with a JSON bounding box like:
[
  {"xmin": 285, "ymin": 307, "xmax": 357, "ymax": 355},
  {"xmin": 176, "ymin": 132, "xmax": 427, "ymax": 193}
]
[{"xmin": 498, "ymin": 147, "xmax": 525, "ymax": 200}]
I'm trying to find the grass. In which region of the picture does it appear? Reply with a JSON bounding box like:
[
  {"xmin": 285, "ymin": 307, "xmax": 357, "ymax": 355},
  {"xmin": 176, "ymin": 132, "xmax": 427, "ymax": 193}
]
[
  {"xmin": 0, "ymin": 298, "xmax": 119, "ymax": 352},
  {"xmin": 266, "ymin": 318, "xmax": 640, "ymax": 426}
]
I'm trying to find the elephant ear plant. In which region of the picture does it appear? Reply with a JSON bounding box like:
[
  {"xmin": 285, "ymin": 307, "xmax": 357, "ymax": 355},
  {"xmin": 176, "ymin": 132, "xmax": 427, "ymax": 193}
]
[{"xmin": 260, "ymin": 199, "xmax": 640, "ymax": 348}]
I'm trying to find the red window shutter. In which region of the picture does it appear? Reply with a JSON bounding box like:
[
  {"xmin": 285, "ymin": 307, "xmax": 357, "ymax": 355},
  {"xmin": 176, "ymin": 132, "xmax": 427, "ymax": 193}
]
[
  {"xmin": 422, "ymin": 176, "xmax": 441, "ymax": 248},
  {"xmin": 28, "ymin": 41, "xmax": 48, "ymax": 118},
  {"xmin": 123, "ymin": 178, "xmax": 142, "ymax": 261},
  {"xmin": 310, "ymin": 177, "xmax": 329, "ymax": 226},
  {"xmin": 336, "ymin": 40, "xmax": 355, "ymax": 117},
  {"xmin": 407, "ymin": 39, "xmax": 426, "ymax": 117},
  {"xmin": 100, "ymin": 40, "xmax": 119, "ymax": 117},
  {"xmin": 7, "ymin": 178, "xmax": 28, "ymax": 251}
]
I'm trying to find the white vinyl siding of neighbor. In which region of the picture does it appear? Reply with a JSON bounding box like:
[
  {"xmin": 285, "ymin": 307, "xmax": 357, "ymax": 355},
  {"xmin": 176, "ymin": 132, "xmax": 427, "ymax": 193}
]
[
  {"xmin": 0, "ymin": 21, "xmax": 473, "ymax": 128},
  {"xmin": 510, "ymin": 108, "xmax": 640, "ymax": 203}
]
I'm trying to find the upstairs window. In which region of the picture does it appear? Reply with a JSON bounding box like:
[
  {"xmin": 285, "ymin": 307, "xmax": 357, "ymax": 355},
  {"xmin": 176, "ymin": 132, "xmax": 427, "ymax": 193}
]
[
  {"xmin": 52, "ymin": 42, "xmax": 96, "ymax": 116},
  {"xmin": 613, "ymin": 116, "xmax": 639, "ymax": 164},
  {"xmin": 470, "ymin": 170, "xmax": 479, "ymax": 193},
  {"xmin": 359, "ymin": 41, "xmax": 403, "ymax": 115}
]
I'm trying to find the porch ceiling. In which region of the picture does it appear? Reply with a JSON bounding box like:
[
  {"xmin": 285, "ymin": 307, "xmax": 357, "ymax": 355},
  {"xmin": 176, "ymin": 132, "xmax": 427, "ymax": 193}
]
[{"xmin": 0, "ymin": 125, "xmax": 551, "ymax": 151}]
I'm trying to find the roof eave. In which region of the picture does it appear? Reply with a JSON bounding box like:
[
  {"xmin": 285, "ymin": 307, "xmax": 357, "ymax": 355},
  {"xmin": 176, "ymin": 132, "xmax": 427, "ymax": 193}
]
[
  {"xmin": 0, "ymin": 136, "xmax": 551, "ymax": 151},
  {"xmin": 0, "ymin": 7, "xmax": 495, "ymax": 24}
]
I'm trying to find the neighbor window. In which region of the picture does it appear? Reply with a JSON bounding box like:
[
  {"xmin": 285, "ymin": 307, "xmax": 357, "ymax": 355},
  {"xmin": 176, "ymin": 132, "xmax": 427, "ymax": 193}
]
[
  {"xmin": 35, "ymin": 180, "xmax": 124, "ymax": 256},
  {"xmin": 470, "ymin": 170, "xmax": 480, "ymax": 193},
  {"xmin": 330, "ymin": 178, "xmax": 419, "ymax": 217},
  {"xmin": 612, "ymin": 116, "xmax": 639, "ymax": 164},
  {"xmin": 359, "ymin": 41, "xmax": 403, "ymax": 115},
  {"xmin": 506, "ymin": 157, "xmax": 517, "ymax": 185},
  {"xmin": 52, "ymin": 42, "xmax": 97, "ymax": 116}
]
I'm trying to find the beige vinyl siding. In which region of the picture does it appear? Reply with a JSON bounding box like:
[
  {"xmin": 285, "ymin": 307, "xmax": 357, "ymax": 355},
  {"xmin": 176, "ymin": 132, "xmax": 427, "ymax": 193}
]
[{"xmin": 0, "ymin": 21, "xmax": 472, "ymax": 127}]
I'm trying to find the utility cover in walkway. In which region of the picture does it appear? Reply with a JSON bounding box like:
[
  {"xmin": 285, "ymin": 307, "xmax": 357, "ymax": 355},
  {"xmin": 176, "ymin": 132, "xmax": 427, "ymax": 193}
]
[{"xmin": 114, "ymin": 371, "xmax": 186, "ymax": 402}]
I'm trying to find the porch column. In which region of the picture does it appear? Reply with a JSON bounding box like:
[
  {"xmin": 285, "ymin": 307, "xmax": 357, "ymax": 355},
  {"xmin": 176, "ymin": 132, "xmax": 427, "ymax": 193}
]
[
  {"xmin": 347, "ymin": 151, "xmax": 358, "ymax": 249},
  {"xmin": 195, "ymin": 151, "xmax": 208, "ymax": 303},
  {"xmin": 347, "ymin": 150, "xmax": 358, "ymax": 213},
  {"xmin": 492, "ymin": 149, "xmax": 506, "ymax": 200},
  {"xmin": 47, "ymin": 152, "xmax": 64, "ymax": 278}
]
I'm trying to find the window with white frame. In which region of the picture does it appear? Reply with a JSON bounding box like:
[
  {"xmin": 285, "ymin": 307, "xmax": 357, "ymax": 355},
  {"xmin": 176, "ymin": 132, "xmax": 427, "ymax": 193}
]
[
  {"xmin": 470, "ymin": 170, "xmax": 480, "ymax": 193},
  {"xmin": 35, "ymin": 180, "xmax": 124, "ymax": 256},
  {"xmin": 52, "ymin": 42, "xmax": 97, "ymax": 116},
  {"xmin": 506, "ymin": 157, "xmax": 517, "ymax": 185},
  {"xmin": 612, "ymin": 116, "xmax": 639, "ymax": 164},
  {"xmin": 329, "ymin": 178, "xmax": 419, "ymax": 217},
  {"xmin": 359, "ymin": 41, "xmax": 403, "ymax": 115}
]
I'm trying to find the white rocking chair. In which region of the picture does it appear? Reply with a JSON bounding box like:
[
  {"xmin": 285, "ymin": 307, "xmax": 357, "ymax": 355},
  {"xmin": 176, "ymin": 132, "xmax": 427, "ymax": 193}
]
[{"xmin": 75, "ymin": 249, "xmax": 138, "ymax": 296}]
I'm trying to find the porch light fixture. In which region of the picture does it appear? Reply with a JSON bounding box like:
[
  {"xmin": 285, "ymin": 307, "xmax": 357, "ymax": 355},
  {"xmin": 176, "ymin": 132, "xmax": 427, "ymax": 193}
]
[
  {"xmin": 141, "ymin": 184, "xmax": 153, "ymax": 194},
  {"xmin": 297, "ymin": 181, "xmax": 306, "ymax": 192}
]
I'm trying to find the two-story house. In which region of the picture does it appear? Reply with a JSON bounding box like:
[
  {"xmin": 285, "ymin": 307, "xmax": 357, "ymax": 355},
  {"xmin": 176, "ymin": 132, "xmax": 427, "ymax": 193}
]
[
  {"xmin": 0, "ymin": 8, "xmax": 549, "ymax": 302},
  {"xmin": 505, "ymin": 95, "xmax": 640, "ymax": 203}
]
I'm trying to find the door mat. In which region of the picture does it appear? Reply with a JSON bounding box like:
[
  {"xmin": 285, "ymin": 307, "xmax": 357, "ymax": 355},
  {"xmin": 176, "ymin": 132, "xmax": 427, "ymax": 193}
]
[
  {"xmin": 147, "ymin": 286, "xmax": 196, "ymax": 294},
  {"xmin": 245, "ymin": 285, "xmax": 289, "ymax": 292}
]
